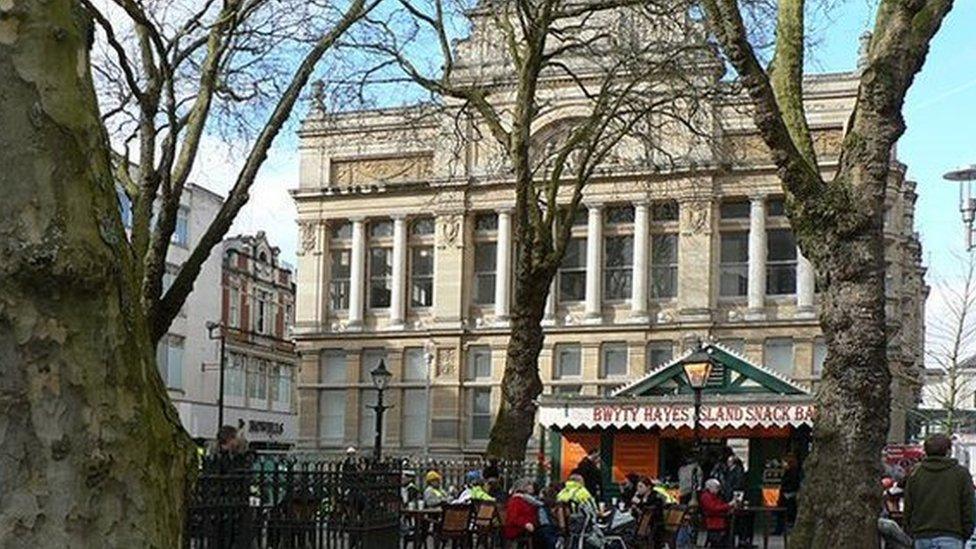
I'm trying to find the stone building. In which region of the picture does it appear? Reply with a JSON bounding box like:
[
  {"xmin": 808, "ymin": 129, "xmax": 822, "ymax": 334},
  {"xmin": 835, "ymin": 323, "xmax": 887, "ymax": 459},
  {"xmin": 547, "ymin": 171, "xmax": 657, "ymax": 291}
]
[
  {"xmin": 290, "ymin": 17, "xmax": 926, "ymax": 456},
  {"xmin": 118, "ymin": 183, "xmax": 227, "ymax": 441},
  {"xmin": 219, "ymin": 232, "xmax": 298, "ymax": 449}
]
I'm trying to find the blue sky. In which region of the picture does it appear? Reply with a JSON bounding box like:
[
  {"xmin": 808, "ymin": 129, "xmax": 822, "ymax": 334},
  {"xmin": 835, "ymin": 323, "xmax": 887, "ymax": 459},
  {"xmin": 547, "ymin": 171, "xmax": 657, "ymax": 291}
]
[
  {"xmin": 202, "ymin": 1, "xmax": 976, "ymax": 340},
  {"xmin": 808, "ymin": 1, "xmax": 976, "ymax": 286}
]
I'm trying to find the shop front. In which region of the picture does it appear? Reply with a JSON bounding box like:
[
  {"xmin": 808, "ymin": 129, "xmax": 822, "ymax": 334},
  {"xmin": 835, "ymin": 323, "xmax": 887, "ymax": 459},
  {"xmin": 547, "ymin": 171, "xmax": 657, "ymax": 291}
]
[{"xmin": 539, "ymin": 342, "xmax": 815, "ymax": 503}]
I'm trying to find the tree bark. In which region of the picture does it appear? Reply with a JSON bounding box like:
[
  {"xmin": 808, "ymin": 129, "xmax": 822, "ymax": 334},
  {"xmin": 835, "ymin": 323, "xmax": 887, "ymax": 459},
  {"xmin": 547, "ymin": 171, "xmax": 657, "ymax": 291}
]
[
  {"xmin": 487, "ymin": 266, "xmax": 551, "ymax": 459},
  {"xmin": 0, "ymin": 1, "xmax": 194, "ymax": 546}
]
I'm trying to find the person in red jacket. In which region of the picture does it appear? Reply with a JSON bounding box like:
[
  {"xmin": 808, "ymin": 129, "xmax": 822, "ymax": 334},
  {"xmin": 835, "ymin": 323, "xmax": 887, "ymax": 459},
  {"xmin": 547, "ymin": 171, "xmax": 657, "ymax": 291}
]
[
  {"xmin": 504, "ymin": 478, "xmax": 539, "ymax": 540},
  {"xmin": 700, "ymin": 478, "xmax": 736, "ymax": 547}
]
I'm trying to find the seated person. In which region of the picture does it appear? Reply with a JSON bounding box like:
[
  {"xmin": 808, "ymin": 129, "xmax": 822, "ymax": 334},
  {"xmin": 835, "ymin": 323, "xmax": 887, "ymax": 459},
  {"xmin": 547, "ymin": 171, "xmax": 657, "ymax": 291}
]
[
  {"xmin": 504, "ymin": 478, "xmax": 558, "ymax": 549},
  {"xmin": 701, "ymin": 478, "xmax": 736, "ymax": 548},
  {"xmin": 454, "ymin": 470, "xmax": 496, "ymax": 503},
  {"xmin": 557, "ymin": 473, "xmax": 598, "ymax": 516},
  {"xmin": 619, "ymin": 473, "xmax": 640, "ymax": 506},
  {"xmin": 423, "ymin": 470, "xmax": 450, "ymax": 507}
]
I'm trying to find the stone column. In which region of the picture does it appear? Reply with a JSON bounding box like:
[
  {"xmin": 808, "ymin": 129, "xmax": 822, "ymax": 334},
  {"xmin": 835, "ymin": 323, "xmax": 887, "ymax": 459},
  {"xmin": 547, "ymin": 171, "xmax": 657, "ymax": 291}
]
[
  {"xmin": 348, "ymin": 218, "xmax": 366, "ymax": 329},
  {"xmin": 584, "ymin": 203, "xmax": 603, "ymax": 323},
  {"xmin": 388, "ymin": 215, "xmax": 407, "ymax": 329},
  {"xmin": 796, "ymin": 246, "xmax": 816, "ymax": 318},
  {"xmin": 745, "ymin": 195, "xmax": 766, "ymax": 320},
  {"xmin": 494, "ymin": 208, "xmax": 512, "ymax": 324},
  {"xmin": 630, "ymin": 201, "xmax": 650, "ymax": 321}
]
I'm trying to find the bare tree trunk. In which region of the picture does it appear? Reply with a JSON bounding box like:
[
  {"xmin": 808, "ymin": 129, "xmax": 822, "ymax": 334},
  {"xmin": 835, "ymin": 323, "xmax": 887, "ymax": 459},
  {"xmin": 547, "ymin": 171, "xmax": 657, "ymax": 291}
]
[
  {"xmin": 791, "ymin": 221, "xmax": 889, "ymax": 548},
  {"xmin": 0, "ymin": 2, "xmax": 194, "ymax": 545},
  {"xmin": 487, "ymin": 267, "xmax": 551, "ymax": 458}
]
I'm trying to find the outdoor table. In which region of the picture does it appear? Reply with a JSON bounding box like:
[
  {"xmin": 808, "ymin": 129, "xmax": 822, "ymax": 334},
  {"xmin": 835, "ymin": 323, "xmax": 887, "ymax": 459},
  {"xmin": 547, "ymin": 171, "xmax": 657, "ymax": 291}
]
[
  {"xmin": 403, "ymin": 507, "xmax": 443, "ymax": 547},
  {"xmin": 729, "ymin": 505, "xmax": 788, "ymax": 549}
]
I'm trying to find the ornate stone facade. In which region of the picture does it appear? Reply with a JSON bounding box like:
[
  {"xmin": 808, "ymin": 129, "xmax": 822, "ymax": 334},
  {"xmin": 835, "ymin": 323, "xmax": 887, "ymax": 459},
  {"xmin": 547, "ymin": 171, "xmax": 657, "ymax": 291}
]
[{"xmin": 290, "ymin": 27, "xmax": 926, "ymax": 455}]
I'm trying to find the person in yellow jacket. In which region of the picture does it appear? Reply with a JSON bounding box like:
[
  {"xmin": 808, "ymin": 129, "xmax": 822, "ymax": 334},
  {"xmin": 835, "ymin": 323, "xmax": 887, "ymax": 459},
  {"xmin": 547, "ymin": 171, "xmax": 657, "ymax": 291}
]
[
  {"xmin": 424, "ymin": 470, "xmax": 450, "ymax": 507},
  {"xmin": 557, "ymin": 474, "xmax": 598, "ymax": 515},
  {"xmin": 455, "ymin": 470, "xmax": 496, "ymax": 503}
]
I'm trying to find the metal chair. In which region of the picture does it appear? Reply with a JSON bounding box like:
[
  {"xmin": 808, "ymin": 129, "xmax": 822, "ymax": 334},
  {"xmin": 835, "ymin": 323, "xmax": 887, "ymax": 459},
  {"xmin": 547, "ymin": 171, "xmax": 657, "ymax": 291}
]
[{"xmin": 472, "ymin": 501, "xmax": 501, "ymax": 548}]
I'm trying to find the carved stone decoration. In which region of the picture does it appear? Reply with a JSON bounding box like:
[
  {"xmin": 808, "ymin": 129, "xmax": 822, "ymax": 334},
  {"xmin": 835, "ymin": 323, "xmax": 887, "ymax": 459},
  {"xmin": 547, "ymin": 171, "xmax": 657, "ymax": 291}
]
[
  {"xmin": 437, "ymin": 215, "xmax": 463, "ymax": 249},
  {"xmin": 684, "ymin": 199, "xmax": 710, "ymax": 234},
  {"xmin": 436, "ymin": 348, "xmax": 456, "ymax": 377},
  {"xmin": 298, "ymin": 221, "xmax": 316, "ymax": 256}
]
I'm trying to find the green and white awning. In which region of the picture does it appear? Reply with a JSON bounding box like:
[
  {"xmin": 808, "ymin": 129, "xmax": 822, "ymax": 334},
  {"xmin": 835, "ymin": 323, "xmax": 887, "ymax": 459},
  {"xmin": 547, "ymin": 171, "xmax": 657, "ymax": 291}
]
[{"xmin": 538, "ymin": 342, "xmax": 814, "ymax": 430}]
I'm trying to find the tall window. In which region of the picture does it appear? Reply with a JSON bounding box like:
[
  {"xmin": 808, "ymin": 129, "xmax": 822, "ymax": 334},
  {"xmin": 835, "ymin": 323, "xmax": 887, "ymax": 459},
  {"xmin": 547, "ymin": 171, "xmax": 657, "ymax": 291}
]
[
  {"xmin": 368, "ymin": 247, "xmax": 392, "ymax": 308},
  {"xmin": 813, "ymin": 337, "xmax": 827, "ymax": 376},
  {"xmin": 766, "ymin": 229, "xmax": 797, "ymax": 295},
  {"xmin": 475, "ymin": 212, "xmax": 498, "ymax": 232},
  {"xmin": 403, "ymin": 348, "xmax": 427, "ymax": 382},
  {"xmin": 411, "ymin": 217, "xmax": 435, "ymax": 236},
  {"xmin": 720, "ymin": 199, "xmax": 750, "ymax": 219},
  {"xmin": 646, "ymin": 341, "xmax": 673, "ymax": 372},
  {"xmin": 255, "ymin": 290, "xmax": 271, "ymax": 334},
  {"xmin": 767, "ymin": 197, "xmax": 786, "ymax": 217},
  {"xmin": 469, "ymin": 346, "xmax": 492, "ymax": 379},
  {"xmin": 604, "ymin": 235, "xmax": 633, "ymax": 300},
  {"xmin": 229, "ymin": 285, "xmax": 240, "ymax": 328},
  {"xmin": 764, "ymin": 338, "xmax": 795, "ymax": 376},
  {"xmin": 275, "ymin": 366, "xmax": 292, "ymax": 407},
  {"xmin": 720, "ymin": 232, "xmax": 749, "ymax": 296},
  {"xmin": 471, "ymin": 388, "xmax": 492, "ymax": 440},
  {"xmin": 247, "ymin": 359, "xmax": 268, "ymax": 401},
  {"xmin": 318, "ymin": 390, "xmax": 346, "ymax": 444},
  {"xmin": 319, "ymin": 349, "xmax": 348, "ymax": 383},
  {"xmin": 403, "ymin": 388, "xmax": 427, "ymax": 447},
  {"xmin": 172, "ymin": 208, "xmax": 189, "ymax": 247},
  {"xmin": 473, "ymin": 242, "xmax": 497, "ymax": 305},
  {"xmin": 651, "ymin": 234, "xmax": 678, "ymax": 299},
  {"xmin": 268, "ymin": 364, "xmax": 281, "ymax": 403},
  {"xmin": 601, "ymin": 343, "xmax": 628, "ymax": 378},
  {"xmin": 156, "ymin": 335, "xmax": 184, "ymax": 390},
  {"xmin": 554, "ymin": 344, "xmax": 582, "ymax": 379},
  {"xmin": 226, "ymin": 353, "xmax": 245, "ymax": 397},
  {"xmin": 410, "ymin": 246, "xmax": 434, "ymax": 308},
  {"xmin": 333, "ymin": 220, "xmax": 352, "ymax": 239},
  {"xmin": 371, "ymin": 220, "xmax": 394, "ymax": 238},
  {"xmin": 330, "ymin": 249, "xmax": 351, "ymax": 311},
  {"xmin": 558, "ymin": 238, "xmax": 587, "ymax": 302},
  {"xmin": 651, "ymin": 201, "xmax": 679, "ymax": 221}
]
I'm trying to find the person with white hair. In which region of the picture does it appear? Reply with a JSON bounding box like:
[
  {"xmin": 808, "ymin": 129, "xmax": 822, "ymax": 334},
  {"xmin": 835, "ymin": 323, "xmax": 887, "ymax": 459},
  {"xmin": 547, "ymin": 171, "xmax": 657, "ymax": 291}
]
[{"xmin": 700, "ymin": 478, "xmax": 735, "ymax": 547}]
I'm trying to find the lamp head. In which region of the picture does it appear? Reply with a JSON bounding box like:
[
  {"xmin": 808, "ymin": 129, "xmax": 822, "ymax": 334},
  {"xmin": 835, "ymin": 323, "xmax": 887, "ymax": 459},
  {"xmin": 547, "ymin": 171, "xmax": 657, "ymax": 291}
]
[
  {"xmin": 681, "ymin": 347, "xmax": 714, "ymax": 390},
  {"xmin": 371, "ymin": 359, "xmax": 393, "ymax": 390}
]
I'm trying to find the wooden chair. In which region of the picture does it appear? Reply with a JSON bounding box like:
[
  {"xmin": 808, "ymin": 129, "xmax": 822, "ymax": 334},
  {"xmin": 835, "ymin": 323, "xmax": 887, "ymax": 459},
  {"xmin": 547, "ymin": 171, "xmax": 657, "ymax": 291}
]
[
  {"xmin": 662, "ymin": 506, "xmax": 687, "ymax": 549},
  {"xmin": 472, "ymin": 501, "xmax": 500, "ymax": 548},
  {"xmin": 631, "ymin": 506, "xmax": 657, "ymax": 549},
  {"xmin": 435, "ymin": 504, "xmax": 473, "ymax": 548},
  {"xmin": 550, "ymin": 502, "xmax": 572, "ymax": 548}
]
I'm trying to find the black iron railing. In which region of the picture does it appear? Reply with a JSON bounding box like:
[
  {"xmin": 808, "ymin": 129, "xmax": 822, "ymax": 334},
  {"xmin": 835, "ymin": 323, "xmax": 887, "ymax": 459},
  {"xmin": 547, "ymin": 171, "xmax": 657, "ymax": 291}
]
[{"xmin": 184, "ymin": 455, "xmax": 401, "ymax": 548}]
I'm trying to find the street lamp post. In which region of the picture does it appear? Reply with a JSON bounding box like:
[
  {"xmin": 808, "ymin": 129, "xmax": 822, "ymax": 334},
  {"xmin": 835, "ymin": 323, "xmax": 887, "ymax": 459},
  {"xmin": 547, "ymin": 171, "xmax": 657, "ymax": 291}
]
[
  {"xmin": 423, "ymin": 338, "xmax": 436, "ymax": 458},
  {"xmin": 369, "ymin": 359, "xmax": 393, "ymax": 461},
  {"xmin": 944, "ymin": 165, "xmax": 976, "ymax": 250},
  {"xmin": 206, "ymin": 321, "xmax": 227, "ymax": 431},
  {"xmin": 681, "ymin": 340, "xmax": 716, "ymax": 498}
]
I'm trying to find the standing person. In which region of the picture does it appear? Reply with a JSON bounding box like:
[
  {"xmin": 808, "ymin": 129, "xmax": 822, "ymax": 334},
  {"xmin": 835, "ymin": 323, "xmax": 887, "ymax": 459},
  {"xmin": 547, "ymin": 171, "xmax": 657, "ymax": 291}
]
[
  {"xmin": 701, "ymin": 478, "xmax": 735, "ymax": 548},
  {"xmin": 905, "ymin": 434, "xmax": 975, "ymax": 549},
  {"xmin": 571, "ymin": 448, "xmax": 603, "ymax": 501},
  {"xmin": 778, "ymin": 455, "xmax": 802, "ymax": 529},
  {"xmin": 679, "ymin": 456, "xmax": 704, "ymax": 505}
]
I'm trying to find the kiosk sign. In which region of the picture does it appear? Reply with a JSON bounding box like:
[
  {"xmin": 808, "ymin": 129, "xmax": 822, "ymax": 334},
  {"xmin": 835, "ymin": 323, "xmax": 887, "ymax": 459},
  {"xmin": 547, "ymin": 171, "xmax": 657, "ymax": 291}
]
[{"xmin": 552, "ymin": 402, "xmax": 816, "ymax": 429}]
